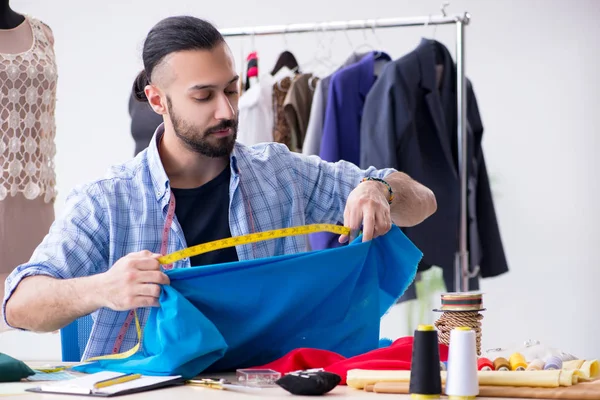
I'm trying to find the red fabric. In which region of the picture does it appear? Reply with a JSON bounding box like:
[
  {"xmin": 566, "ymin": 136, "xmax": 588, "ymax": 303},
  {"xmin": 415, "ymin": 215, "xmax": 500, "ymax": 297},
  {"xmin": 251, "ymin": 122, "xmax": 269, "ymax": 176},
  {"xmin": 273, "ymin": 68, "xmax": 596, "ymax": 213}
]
[{"xmin": 255, "ymin": 336, "xmax": 449, "ymax": 385}]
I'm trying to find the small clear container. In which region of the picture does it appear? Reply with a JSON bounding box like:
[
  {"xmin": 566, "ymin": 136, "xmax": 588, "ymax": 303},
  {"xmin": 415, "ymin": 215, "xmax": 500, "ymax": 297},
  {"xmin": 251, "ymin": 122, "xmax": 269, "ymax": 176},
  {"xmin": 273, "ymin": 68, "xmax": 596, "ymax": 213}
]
[{"xmin": 236, "ymin": 368, "xmax": 281, "ymax": 387}]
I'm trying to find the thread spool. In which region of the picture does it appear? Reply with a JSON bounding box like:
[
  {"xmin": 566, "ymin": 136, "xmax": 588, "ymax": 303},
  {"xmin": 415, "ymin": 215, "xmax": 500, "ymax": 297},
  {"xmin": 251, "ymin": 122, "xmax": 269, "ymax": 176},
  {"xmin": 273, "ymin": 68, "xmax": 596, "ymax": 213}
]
[
  {"xmin": 445, "ymin": 327, "xmax": 479, "ymax": 400},
  {"xmin": 493, "ymin": 357, "xmax": 510, "ymax": 371},
  {"xmin": 440, "ymin": 361, "xmax": 447, "ymax": 371},
  {"xmin": 544, "ymin": 356, "xmax": 563, "ymax": 370},
  {"xmin": 526, "ymin": 359, "xmax": 545, "ymax": 371},
  {"xmin": 409, "ymin": 324, "xmax": 442, "ymax": 399},
  {"xmin": 477, "ymin": 357, "xmax": 494, "ymax": 371},
  {"xmin": 509, "ymin": 352, "xmax": 527, "ymax": 371},
  {"xmin": 434, "ymin": 292, "xmax": 485, "ymax": 356}
]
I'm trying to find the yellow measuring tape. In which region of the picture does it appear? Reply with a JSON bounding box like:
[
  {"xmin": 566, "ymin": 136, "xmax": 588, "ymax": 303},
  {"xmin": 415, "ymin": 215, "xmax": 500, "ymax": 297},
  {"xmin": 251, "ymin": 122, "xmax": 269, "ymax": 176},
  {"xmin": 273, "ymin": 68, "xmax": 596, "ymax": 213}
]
[
  {"xmin": 157, "ymin": 223, "xmax": 351, "ymax": 265},
  {"xmin": 82, "ymin": 223, "xmax": 351, "ymax": 363}
]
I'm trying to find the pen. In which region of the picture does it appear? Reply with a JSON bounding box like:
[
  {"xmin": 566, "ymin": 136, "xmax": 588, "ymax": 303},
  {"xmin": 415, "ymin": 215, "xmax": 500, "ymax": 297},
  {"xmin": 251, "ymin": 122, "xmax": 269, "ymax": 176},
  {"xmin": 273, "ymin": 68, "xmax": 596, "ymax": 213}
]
[{"xmin": 93, "ymin": 373, "xmax": 142, "ymax": 390}]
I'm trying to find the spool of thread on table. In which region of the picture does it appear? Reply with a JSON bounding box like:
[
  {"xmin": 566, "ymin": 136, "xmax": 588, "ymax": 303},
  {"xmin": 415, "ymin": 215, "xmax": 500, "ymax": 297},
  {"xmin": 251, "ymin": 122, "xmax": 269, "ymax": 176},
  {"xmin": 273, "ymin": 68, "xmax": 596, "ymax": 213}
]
[
  {"xmin": 434, "ymin": 293, "xmax": 485, "ymax": 356},
  {"xmin": 509, "ymin": 352, "xmax": 527, "ymax": 371},
  {"xmin": 544, "ymin": 356, "xmax": 563, "ymax": 370},
  {"xmin": 445, "ymin": 327, "xmax": 479, "ymax": 400},
  {"xmin": 409, "ymin": 324, "xmax": 442, "ymax": 399},
  {"xmin": 493, "ymin": 357, "xmax": 510, "ymax": 371},
  {"xmin": 526, "ymin": 359, "xmax": 545, "ymax": 371},
  {"xmin": 477, "ymin": 357, "xmax": 494, "ymax": 371}
]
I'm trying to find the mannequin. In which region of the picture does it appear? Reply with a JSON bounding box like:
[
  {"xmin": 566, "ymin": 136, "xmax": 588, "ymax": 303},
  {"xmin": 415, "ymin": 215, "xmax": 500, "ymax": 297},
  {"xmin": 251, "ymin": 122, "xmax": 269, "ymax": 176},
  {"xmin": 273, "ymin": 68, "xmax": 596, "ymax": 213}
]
[
  {"xmin": 0, "ymin": 2, "xmax": 58, "ymax": 331},
  {"xmin": 0, "ymin": 0, "xmax": 24, "ymax": 29}
]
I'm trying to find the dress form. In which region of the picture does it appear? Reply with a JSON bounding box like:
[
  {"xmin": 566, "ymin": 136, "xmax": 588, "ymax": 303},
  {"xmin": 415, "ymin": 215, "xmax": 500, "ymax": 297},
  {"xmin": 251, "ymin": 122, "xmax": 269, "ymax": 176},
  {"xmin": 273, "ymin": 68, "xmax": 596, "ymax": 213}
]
[{"xmin": 0, "ymin": 4, "xmax": 58, "ymax": 331}]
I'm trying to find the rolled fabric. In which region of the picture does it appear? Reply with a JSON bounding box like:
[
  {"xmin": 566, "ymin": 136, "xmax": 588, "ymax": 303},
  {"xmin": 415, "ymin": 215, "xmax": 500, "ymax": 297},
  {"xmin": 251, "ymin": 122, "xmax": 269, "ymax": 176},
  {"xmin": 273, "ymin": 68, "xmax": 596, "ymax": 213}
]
[
  {"xmin": 347, "ymin": 369, "xmax": 573, "ymax": 390},
  {"xmin": 477, "ymin": 357, "xmax": 494, "ymax": 371},
  {"xmin": 527, "ymin": 359, "xmax": 545, "ymax": 371},
  {"xmin": 582, "ymin": 360, "xmax": 599, "ymax": 379}
]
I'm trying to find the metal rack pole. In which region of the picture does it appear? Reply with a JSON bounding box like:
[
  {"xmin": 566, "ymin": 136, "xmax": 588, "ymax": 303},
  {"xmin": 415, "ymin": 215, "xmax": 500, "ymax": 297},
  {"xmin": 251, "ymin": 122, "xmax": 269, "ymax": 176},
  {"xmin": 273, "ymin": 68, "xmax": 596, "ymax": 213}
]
[
  {"xmin": 220, "ymin": 14, "xmax": 467, "ymax": 37},
  {"xmin": 455, "ymin": 14, "xmax": 470, "ymax": 293}
]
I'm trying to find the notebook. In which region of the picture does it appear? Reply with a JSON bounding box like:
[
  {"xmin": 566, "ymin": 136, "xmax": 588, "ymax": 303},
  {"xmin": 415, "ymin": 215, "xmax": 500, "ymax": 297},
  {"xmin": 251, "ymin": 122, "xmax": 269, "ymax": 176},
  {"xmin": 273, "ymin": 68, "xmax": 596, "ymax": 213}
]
[{"xmin": 25, "ymin": 371, "xmax": 184, "ymax": 397}]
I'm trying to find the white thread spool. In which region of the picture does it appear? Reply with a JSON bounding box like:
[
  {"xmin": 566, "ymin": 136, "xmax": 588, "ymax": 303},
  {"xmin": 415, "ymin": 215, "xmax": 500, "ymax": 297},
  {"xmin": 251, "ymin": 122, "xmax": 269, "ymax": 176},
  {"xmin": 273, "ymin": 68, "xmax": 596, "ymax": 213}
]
[{"xmin": 445, "ymin": 327, "xmax": 479, "ymax": 400}]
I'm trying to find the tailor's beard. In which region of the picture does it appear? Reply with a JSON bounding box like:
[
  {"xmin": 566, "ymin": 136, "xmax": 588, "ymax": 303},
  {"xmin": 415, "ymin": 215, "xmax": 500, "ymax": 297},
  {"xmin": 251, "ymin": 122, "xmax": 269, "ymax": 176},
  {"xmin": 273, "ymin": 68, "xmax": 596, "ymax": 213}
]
[{"xmin": 167, "ymin": 97, "xmax": 237, "ymax": 158}]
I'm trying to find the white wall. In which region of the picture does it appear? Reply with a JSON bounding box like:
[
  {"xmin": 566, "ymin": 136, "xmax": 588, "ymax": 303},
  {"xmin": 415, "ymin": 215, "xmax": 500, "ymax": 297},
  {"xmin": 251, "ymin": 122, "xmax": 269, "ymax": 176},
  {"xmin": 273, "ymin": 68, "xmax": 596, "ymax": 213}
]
[{"xmin": 1, "ymin": 0, "xmax": 599, "ymax": 361}]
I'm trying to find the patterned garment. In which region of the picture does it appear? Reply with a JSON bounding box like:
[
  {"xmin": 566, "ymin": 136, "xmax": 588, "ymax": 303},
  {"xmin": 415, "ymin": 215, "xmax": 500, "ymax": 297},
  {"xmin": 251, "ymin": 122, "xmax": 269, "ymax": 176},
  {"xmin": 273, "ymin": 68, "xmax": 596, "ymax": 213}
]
[
  {"xmin": 272, "ymin": 76, "xmax": 293, "ymax": 149},
  {"xmin": 0, "ymin": 15, "xmax": 58, "ymax": 203},
  {"xmin": 3, "ymin": 124, "xmax": 396, "ymax": 360}
]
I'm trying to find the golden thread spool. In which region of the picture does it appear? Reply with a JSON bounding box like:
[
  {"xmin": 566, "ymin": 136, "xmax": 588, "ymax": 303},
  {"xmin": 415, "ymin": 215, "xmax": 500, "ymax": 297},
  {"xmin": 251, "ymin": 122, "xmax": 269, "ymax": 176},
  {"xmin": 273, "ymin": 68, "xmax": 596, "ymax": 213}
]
[
  {"xmin": 493, "ymin": 357, "xmax": 510, "ymax": 371},
  {"xmin": 509, "ymin": 352, "xmax": 527, "ymax": 371}
]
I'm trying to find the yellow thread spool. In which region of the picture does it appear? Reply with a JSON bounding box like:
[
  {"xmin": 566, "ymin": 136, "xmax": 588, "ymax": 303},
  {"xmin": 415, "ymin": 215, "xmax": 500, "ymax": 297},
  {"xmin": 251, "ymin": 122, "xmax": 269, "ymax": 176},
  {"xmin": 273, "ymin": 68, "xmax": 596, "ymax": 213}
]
[
  {"xmin": 493, "ymin": 357, "xmax": 510, "ymax": 371},
  {"xmin": 418, "ymin": 324, "xmax": 435, "ymax": 331},
  {"xmin": 509, "ymin": 352, "xmax": 527, "ymax": 371}
]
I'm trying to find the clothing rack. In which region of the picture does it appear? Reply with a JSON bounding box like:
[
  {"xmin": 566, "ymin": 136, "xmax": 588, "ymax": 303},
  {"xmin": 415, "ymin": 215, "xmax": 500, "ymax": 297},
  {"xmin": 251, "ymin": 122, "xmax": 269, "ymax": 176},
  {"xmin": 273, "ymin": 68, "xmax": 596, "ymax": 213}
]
[{"xmin": 220, "ymin": 11, "xmax": 475, "ymax": 293}]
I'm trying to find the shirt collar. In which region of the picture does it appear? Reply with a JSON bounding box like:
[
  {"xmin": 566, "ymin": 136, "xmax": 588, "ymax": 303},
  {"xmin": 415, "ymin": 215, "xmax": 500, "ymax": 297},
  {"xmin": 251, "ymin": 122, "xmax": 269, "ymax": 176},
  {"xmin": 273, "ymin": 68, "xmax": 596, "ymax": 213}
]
[
  {"xmin": 356, "ymin": 51, "xmax": 391, "ymax": 96},
  {"xmin": 146, "ymin": 123, "xmax": 240, "ymax": 203}
]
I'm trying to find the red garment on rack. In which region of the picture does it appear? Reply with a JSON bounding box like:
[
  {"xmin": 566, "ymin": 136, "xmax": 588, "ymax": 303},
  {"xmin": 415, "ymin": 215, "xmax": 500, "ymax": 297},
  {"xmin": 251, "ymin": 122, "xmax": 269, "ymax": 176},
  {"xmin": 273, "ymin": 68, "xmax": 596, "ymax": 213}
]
[{"xmin": 253, "ymin": 336, "xmax": 449, "ymax": 384}]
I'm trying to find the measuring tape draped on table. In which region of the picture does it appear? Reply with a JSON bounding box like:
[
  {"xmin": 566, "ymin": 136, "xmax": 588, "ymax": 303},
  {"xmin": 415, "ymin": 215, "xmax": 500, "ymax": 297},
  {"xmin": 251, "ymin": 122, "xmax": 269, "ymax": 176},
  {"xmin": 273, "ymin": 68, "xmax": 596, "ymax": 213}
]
[{"xmin": 84, "ymin": 188, "xmax": 353, "ymax": 362}]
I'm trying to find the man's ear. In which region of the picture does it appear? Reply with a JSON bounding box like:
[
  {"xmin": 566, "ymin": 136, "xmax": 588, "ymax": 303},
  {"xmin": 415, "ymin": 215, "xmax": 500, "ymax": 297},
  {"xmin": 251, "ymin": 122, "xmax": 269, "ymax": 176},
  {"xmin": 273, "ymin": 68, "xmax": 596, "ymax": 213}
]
[{"xmin": 145, "ymin": 85, "xmax": 167, "ymax": 115}]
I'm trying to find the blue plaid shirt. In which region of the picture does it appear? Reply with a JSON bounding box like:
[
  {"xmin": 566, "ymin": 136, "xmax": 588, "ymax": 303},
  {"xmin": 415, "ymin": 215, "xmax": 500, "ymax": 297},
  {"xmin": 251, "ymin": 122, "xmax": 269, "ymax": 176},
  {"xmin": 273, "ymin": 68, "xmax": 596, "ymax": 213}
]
[{"xmin": 3, "ymin": 125, "xmax": 395, "ymax": 359}]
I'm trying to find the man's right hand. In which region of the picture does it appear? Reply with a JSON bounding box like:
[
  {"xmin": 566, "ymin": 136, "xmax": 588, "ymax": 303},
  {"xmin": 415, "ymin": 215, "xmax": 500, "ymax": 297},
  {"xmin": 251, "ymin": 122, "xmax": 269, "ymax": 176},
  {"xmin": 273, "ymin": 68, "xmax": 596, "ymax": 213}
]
[{"xmin": 98, "ymin": 250, "xmax": 171, "ymax": 311}]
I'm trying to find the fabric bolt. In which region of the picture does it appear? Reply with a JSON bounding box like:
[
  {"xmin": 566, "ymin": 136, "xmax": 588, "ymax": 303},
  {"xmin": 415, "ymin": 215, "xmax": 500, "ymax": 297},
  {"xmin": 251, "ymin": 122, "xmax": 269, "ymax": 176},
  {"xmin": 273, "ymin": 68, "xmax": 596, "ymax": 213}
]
[{"xmin": 72, "ymin": 226, "xmax": 422, "ymax": 379}]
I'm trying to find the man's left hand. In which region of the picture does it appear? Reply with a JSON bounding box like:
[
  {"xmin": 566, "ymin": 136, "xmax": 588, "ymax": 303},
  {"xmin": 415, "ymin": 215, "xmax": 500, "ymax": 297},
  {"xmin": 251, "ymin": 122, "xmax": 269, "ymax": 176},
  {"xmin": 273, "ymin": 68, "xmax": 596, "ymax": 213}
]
[{"xmin": 339, "ymin": 180, "xmax": 392, "ymax": 243}]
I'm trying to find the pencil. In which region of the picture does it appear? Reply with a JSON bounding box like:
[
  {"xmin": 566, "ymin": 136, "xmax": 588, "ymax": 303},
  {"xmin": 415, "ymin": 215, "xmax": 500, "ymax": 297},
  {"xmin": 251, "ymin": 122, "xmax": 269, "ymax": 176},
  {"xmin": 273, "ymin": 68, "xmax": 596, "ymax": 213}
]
[{"xmin": 93, "ymin": 373, "xmax": 142, "ymax": 389}]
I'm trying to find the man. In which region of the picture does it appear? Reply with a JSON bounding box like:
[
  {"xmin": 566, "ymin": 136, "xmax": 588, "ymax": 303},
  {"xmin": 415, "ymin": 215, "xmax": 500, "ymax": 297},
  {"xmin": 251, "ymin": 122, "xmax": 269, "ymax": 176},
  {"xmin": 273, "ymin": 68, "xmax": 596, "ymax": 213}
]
[{"xmin": 2, "ymin": 16, "xmax": 436, "ymax": 359}]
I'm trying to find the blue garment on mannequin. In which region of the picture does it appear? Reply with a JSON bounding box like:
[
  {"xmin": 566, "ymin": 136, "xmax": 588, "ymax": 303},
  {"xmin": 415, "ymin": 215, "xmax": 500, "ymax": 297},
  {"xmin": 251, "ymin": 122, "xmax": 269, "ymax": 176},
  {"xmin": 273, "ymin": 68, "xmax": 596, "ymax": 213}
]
[{"xmin": 74, "ymin": 226, "xmax": 421, "ymax": 378}]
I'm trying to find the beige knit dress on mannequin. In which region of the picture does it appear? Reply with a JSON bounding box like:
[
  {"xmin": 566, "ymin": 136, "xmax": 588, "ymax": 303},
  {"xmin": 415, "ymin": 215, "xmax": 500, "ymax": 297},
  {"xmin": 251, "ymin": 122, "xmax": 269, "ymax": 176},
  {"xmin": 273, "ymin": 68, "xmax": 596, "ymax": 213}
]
[{"xmin": 0, "ymin": 15, "xmax": 57, "ymax": 331}]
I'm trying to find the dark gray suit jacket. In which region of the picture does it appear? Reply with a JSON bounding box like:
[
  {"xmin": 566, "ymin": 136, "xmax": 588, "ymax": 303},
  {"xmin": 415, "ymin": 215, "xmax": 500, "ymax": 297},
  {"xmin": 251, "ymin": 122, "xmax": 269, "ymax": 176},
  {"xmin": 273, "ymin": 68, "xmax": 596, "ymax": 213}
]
[{"xmin": 360, "ymin": 38, "xmax": 508, "ymax": 292}]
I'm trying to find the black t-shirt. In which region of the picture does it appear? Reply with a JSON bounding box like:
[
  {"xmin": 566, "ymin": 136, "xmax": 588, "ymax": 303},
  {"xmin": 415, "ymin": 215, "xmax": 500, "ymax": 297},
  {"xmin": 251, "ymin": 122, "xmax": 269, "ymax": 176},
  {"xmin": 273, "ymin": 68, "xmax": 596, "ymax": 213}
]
[{"xmin": 171, "ymin": 165, "xmax": 239, "ymax": 266}]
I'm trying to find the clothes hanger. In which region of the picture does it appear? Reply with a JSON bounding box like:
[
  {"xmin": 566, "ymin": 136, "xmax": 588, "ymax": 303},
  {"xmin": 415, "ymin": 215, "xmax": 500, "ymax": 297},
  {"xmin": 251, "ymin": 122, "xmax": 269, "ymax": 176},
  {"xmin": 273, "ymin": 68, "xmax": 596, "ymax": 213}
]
[
  {"xmin": 271, "ymin": 27, "xmax": 301, "ymax": 75},
  {"xmin": 300, "ymin": 25, "xmax": 336, "ymax": 77}
]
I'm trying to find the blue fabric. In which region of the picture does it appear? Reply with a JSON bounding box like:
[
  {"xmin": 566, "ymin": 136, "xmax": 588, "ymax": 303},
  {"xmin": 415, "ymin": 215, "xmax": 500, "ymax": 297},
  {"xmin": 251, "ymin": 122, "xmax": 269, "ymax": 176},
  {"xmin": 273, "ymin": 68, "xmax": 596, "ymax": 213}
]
[
  {"xmin": 3, "ymin": 123, "xmax": 396, "ymax": 360},
  {"xmin": 73, "ymin": 226, "xmax": 421, "ymax": 379}
]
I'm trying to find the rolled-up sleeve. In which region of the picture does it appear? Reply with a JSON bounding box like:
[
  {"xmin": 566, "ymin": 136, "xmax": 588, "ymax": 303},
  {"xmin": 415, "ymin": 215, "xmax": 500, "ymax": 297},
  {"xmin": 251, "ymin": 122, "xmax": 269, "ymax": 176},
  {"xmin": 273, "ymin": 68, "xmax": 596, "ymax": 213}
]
[
  {"xmin": 287, "ymin": 151, "xmax": 396, "ymax": 225},
  {"xmin": 2, "ymin": 183, "xmax": 110, "ymax": 328}
]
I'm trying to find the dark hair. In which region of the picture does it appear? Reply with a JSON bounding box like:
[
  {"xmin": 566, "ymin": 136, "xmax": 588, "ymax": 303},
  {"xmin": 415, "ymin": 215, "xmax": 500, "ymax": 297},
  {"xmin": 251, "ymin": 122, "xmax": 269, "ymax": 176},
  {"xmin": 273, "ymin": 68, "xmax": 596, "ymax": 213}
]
[{"xmin": 132, "ymin": 16, "xmax": 225, "ymax": 102}]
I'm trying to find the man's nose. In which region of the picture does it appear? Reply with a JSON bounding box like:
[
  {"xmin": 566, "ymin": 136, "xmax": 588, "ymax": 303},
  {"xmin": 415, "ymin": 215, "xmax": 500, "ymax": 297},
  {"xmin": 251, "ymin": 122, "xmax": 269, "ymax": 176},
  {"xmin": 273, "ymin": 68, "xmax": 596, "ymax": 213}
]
[{"xmin": 214, "ymin": 93, "xmax": 235, "ymax": 120}]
